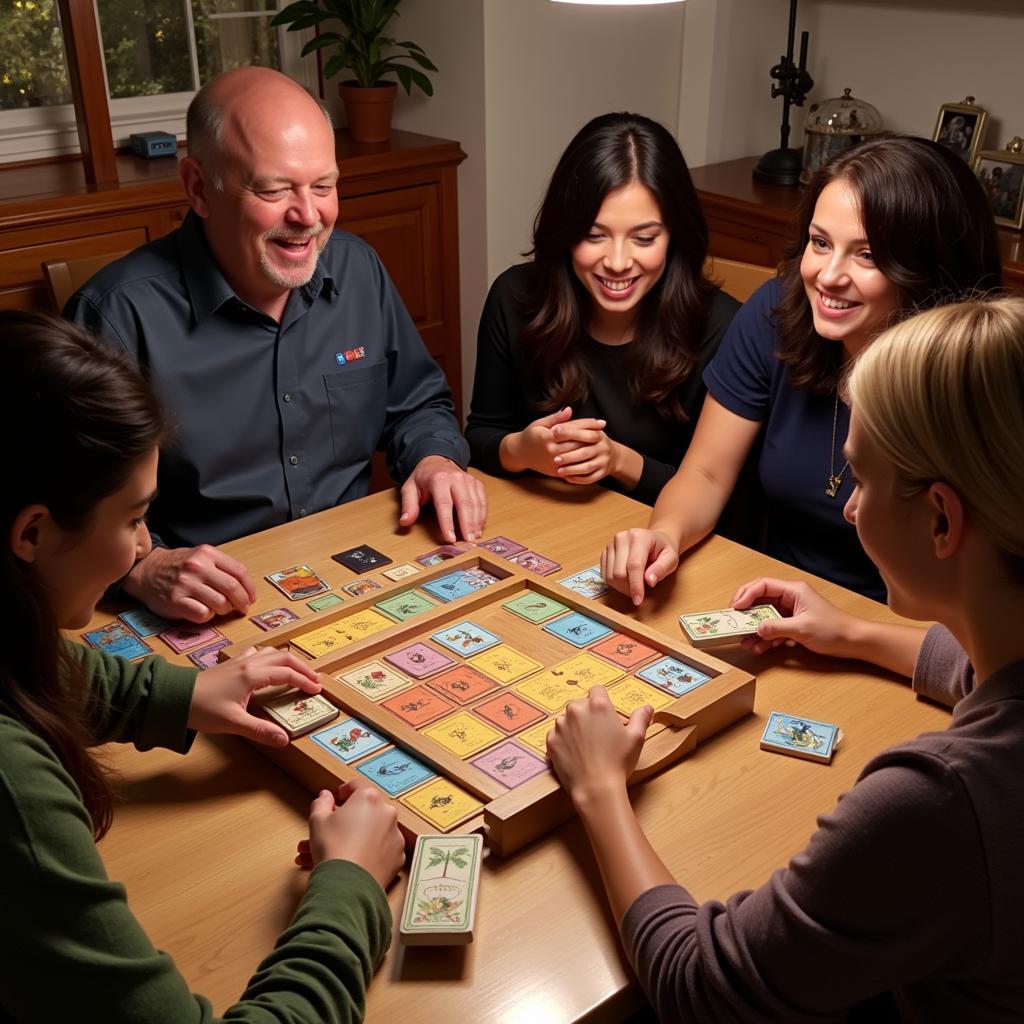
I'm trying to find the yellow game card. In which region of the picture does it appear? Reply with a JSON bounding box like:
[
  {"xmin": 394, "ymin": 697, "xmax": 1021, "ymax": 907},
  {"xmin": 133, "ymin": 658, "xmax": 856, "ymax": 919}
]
[
  {"xmin": 291, "ymin": 622, "xmax": 357, "ymax": 658},
  {"xmin": 607, "ymin": 678, "xmax": 673, "ymax": 716},
  {"xmin": 516, "ymin": 718, "xmax": 557, "ymax": 759},
  {"xmin": 400, "ymin": 777, "xmax": 484, "ymax": 830},
  {"xmin": 550, "ymin": 652, "xmax": 625, "ymax": 688},
  {"xmin": 512, "ymin": 674, "xmax": 581, "ymax": 713},
  {"xmin": 422, "ymin": 711, "xmax": 504, "ymax": 758},
  {"xmin": 338, "ymin": 608, "xmax": 395, "ymax": 639},
  {"xmin": 467, "ymin": 644, "xmax": 542, "ymax": 684}
]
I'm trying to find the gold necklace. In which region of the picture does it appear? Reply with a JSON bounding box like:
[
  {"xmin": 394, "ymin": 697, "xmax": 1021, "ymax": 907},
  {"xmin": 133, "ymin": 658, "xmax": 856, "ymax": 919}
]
[{"xmin": 826, "ymin": 391, "xmax": 850, "ymax": 498}]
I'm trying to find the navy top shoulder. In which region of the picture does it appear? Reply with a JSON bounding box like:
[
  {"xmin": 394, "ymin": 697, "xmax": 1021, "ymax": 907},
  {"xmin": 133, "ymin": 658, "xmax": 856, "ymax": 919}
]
[{"xmin": 704, "ymin": 278, "xmax": 884, "ymax": 601}]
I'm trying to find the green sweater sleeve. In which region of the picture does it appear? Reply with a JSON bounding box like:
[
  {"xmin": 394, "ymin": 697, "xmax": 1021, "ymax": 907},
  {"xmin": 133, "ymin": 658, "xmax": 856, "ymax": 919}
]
[{"xmin": 0, "ymin": 706, "xmax": 391, "ymax": 1023}]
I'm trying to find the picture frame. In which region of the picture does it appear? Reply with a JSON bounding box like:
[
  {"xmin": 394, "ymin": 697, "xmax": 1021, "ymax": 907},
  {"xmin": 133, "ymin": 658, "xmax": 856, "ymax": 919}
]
[
  {"xmin": 933, "ymin": 97, "xmax": 988, "ymax": 165},
  {"xmin": 974, "ymin": 143, "xmax": 1024, "ymax": 231}
]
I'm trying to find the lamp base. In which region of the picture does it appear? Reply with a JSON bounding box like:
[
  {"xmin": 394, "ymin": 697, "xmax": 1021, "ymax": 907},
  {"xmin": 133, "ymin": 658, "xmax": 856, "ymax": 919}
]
[{"xmin": 752, "ymin": 147, "xmax": 803, "ymax": 187}]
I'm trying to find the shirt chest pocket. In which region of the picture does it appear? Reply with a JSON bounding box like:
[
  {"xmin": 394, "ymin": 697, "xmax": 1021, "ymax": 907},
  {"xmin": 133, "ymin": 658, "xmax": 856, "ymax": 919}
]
[{"xmin": 323, "ymin": 360, "xmax": 388, "ymax": 468}]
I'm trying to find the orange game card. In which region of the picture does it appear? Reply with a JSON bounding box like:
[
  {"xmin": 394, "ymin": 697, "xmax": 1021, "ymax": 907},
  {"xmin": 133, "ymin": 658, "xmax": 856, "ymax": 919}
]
[
  {"xmin": 425, "ymin": 665, "xmax": 499, "ymax": 705},
  {"xmin": 589, "ymin": 633, "xmax": 660, "ymax": 670},
  {"xmin": 471, "ymin": 692, "xmax": 546, "ymax": 734},
  {"xmin": 381, "ymin": 685, "xmax": 455, "ymax": 728}
]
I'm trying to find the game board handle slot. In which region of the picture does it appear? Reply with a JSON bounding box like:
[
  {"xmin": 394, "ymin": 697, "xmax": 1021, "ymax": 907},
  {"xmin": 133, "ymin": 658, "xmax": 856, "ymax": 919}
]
[{"xmin": 631, "ymin": 722, "xmax": 698, "ymax": 782}]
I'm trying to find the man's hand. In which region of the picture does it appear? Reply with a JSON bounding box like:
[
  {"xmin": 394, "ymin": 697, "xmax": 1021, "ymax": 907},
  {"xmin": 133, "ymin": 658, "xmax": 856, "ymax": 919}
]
[
  {"xmin": 399, "ymin": 456, "xmax": 488, "ymax": 543},
  {"xmin": 124, "ymin": 544, "xmax": 257, "ymax": 623}
]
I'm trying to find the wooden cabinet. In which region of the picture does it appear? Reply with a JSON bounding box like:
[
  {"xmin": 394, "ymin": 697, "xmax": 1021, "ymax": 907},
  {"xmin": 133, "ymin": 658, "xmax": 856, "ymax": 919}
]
[
  {"xmin": 0, "ymin": 129, "xmax": 465, "ymax": 406},
  {"xmin": 690, "ymin": 155, "xmax": 1024, "ymax": 293}
]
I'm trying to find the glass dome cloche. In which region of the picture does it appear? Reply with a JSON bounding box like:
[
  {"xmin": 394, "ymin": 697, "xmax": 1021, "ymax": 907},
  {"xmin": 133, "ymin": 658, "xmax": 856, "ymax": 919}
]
[{"xmin": 801, "ymin": 88, "xmax": 884, "ymax": 183}]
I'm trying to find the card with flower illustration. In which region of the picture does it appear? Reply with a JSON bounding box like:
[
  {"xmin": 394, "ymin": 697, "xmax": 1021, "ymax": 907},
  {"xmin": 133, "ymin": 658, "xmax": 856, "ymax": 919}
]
[
  {"xmin": 385, "ymin": 642, "xmax": 457, "ymax": 679},
  {"xmin": 310, "ymin": 717, "xmax": 388, "ymax": 763},
  {"xmin": 400, "ymin": 833, "xmax": 483, "ymax": 945},
  {"xmin": 467, "ymin": 644, "xmax": 543, "ymax": 685},
  {"xmin": 637, "ymin": 656, "xmax": 712, "ymax": 697},
  {"xmin": 471, "ymin": 692, "xmax": 546, "ymax": 733},
  {"xmin": 679, "ymin": 604, "xmax": 782, "ymax": 648},
  {"xmin": 260, "ymin": 690, "xmax": 339, "ymax": 739},
  {"xmin": 399, "ymin": 778, "xmax": 484, "ymax": 831},
  {"xmin": 381, "ymin": 684, "xmax": 455, "ymax": 727},
  {"xmin": 421, "ymin": 711, "xmax": 504, "ymax": 758},
  {"xmin": 424, "ymin": 665, "xmax": 499, "ymax": 705},
  {"xmin": 337, "ymin": 660, "xmax": 412, "ymax": 701},
  {"xmin": 430, "ymin": 620, "xmax": 501, "ymax": 657}
]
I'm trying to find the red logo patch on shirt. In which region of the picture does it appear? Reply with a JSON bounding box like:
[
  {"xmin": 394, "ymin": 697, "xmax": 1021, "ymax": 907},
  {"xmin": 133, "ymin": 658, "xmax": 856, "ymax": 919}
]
[{"xmin": 335, "ymin": 346, "xmax": 366, "ymax": 365}]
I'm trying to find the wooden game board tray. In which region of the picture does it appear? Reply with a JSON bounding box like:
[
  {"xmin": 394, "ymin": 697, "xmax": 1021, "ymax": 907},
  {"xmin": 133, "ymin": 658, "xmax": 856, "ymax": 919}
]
[{"xmin": 221, "ymin": 554, "xmax": 756, "ymax": 856}]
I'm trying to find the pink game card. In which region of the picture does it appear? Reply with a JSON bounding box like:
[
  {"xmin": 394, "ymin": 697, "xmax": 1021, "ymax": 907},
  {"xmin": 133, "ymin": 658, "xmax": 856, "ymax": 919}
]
[
  {"xmin": 384, "ymin": 642, "xmax": 457, "ymax": 679},
  {"xmin": 471, "ymin": 741, "xmax": 548, "ymax": 788},
  {"xmin": 159, "ymin": 624, "xmax": 222, "ymax": 654}
]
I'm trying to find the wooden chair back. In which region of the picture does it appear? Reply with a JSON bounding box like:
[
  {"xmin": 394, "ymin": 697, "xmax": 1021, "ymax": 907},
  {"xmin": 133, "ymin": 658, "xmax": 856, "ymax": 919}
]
[
  {"xmin": 42, "ymin": 250, "xmax": 129, "ymax": 313},
  {"xmin": 705, "ymin": 256, "xmax": 776, "ymax": 303}
]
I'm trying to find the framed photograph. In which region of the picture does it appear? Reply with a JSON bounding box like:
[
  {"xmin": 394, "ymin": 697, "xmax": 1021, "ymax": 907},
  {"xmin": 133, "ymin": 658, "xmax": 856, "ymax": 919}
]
[
  {"xmin": 974, "ymin": 146, "xmax": 1024, "ymax": 230},
  {"xmin": 933, "ymin": 98, "xmax": 988, "ymax": 165}
]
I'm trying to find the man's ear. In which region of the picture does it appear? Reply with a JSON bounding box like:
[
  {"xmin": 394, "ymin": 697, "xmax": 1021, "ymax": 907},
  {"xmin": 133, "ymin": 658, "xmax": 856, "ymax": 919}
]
[
  {"xmin": 927, "ymin": 482, "xmax": 965, "ymax": 560},
  {"xmin": 179, "ymin": 156, "xmax": 212, "ymax": 219},
  {"xmin": 10, "ymin": 505, "xmax": 51, "ymax": 564}
]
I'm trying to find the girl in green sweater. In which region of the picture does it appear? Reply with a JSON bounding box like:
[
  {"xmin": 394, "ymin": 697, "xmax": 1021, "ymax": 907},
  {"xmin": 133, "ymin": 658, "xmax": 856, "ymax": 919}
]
[{"xmin": 0, "ymin": 310, "xmax": 403, "ymax": 1023}]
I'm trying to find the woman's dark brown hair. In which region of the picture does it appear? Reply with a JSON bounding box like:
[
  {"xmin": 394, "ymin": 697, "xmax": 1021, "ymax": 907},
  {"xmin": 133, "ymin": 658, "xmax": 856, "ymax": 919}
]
[
  {"xmin": 521, "ymin": 111, "xmax": 717, "ymax": 420},
  {"xmin": 0, "ymin": 310, "xmax": 166, "ymax": 840},
  {"xmin": 775, "ymin": 134, "xmax": 1003, "ymax": 393}
]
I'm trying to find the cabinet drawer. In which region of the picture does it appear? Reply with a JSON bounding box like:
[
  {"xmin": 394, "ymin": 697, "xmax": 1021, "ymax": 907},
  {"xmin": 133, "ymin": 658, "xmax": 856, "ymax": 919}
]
[{"xmin": 0, "ymin": 226, "xmax": 147, "ymax": 290}]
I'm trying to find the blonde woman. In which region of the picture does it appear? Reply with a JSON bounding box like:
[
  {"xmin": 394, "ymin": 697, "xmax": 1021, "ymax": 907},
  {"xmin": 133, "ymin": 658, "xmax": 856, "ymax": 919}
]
[{"xmin": 548, "ymin": 297, "xmax": 1024, "ymax": 1020}]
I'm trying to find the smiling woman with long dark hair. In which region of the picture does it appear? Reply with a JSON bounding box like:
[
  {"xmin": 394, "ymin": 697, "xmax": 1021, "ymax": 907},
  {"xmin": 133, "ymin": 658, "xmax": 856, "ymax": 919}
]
[{"xmin": 466, "ymin": 112, "xmax": 739, "ymax": 505}]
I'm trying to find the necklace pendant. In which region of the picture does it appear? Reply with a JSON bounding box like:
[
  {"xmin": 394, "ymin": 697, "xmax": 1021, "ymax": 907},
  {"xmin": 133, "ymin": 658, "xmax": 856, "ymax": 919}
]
[{"xmin": 826, "ymin": 475, "xmax": 842, "ymax": 498}]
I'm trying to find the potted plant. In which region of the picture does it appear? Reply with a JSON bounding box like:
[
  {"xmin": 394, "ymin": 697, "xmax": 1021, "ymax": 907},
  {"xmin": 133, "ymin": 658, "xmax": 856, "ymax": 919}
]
[{"xmin": 272, "ymin": 0, "xmax": 437, "ymax": 143}]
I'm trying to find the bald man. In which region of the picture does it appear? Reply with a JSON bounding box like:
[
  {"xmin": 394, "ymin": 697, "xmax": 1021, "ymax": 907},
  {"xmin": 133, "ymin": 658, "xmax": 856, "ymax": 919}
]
[{"xmin": 67, "ymin": 69, "xmax": 486, "ymax": 623}]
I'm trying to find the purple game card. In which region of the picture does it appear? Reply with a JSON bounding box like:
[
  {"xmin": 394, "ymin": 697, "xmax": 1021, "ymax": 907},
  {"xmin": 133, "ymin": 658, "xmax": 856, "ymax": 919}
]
[
  {"xmin": 471, "ymin": 741, "xmax": 548, "ymax": 788},
  {"xmin": 188, "ymin": 638, "xmax": 232, "ymax": 670},
  {"xmin": 384, "ymin": 642, "xmax": 457, "ymax": 679},
  {"xmin": 507, "ymin": 550, "xmax": 561, "ymax": 576},
  {"xmin": 477, "ymin": 536, "xmax": 527, "ymax": 557}
]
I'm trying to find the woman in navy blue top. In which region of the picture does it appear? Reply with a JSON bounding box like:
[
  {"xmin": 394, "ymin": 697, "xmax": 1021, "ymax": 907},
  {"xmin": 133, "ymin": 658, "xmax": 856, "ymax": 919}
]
[{"xmin": 601, "ymin": 135, "xmax": 1002, "ymax": 603}]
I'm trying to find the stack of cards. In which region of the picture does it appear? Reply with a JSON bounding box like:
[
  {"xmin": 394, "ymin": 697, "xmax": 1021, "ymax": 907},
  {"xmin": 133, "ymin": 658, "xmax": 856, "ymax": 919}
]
[
  {"xmin": 759, "ymin": 712, "xmax": 839, "ymax": 764},
  {"xmin": 679, "ymin": 604, "xmax": 782, "ymax": 649},
  {"xmin": 401, "ymin": 833, "xmax": 483, "ymax": 945},
  {"xmin": 260, "ymin": 690, "xmax": 340, "ymax": 739}
]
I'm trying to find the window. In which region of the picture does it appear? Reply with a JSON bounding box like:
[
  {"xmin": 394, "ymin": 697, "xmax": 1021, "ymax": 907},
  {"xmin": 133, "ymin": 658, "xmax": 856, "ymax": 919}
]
[{"xmin": 0, "ymin": 0, "xmax": 315, "ymax": 162}]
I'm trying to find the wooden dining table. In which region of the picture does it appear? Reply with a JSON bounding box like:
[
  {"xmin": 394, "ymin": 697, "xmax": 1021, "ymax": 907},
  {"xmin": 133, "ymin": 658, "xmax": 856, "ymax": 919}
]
[{"xmin": 90, "ymin": 471, "xmax": 948, "ymax": 1022}]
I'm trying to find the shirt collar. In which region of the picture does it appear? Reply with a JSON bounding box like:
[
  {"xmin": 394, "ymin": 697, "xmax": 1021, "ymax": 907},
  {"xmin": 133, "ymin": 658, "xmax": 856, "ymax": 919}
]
[
  {"xmin": 177, "ymin": 211, "xmax": 338, "ymax": 323},
  {"xmin": 953, "ymin": 657, "xmax": 1024, "ymax": 720}
]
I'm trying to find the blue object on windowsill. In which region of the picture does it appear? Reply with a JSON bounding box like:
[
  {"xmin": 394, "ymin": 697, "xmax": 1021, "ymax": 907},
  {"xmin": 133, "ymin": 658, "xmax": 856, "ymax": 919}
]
[{"xmin": 129, "ymin": 131, "xmax": 178, "ymax": 159}]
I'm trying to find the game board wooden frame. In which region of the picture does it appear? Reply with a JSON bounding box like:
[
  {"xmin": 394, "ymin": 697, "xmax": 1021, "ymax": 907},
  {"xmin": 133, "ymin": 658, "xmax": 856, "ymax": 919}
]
[{"xmin": 222, "ymin": 554, "xmax": 756, "ymax": 856}]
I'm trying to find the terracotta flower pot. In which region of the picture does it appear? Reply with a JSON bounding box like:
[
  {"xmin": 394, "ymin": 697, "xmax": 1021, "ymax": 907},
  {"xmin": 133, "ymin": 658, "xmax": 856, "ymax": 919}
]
[{"xmin": 339, "ymin": 81, "xmax": 397, "ymax": 144}]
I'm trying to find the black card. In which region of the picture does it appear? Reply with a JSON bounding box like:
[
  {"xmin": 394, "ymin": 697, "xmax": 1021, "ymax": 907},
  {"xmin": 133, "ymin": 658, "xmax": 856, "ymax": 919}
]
[{"xmin": 332, "ymin": 545, "xmax": 392, "ymax": 573}]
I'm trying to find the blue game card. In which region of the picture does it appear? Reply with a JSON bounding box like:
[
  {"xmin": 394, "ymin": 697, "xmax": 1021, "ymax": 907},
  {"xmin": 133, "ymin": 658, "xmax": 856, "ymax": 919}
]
[
  {"xmin": 760, "ymin": 712, "xmax": 839, "ymax": 764},
  {"xmin": 421, "ymin": 570, "xmax": 478, "ymax": 603},
  {"xmin": 118, "ymin": 607, "xmax": 175, "ymax": 638},
  {"xmin": 430, "ymin": 620, "xmax": 501, "ymax": 656},
  {"xmin": 542, "ymin": 611, "xmax": 613, "ymax": 648},
  {"xmin": 311, "ymin": 717, "xmax": 388, "ymax": 764},
  {"xmin": 637, "ymin": 656, "xmax": 712, "ymax": 696},
  {"xmin": 356, "ymin": 748, "xmax": 436, "ymax": 795},
  {"xmin": 81, "ymin": 622, "xmax": 153, "ymax": 661}
]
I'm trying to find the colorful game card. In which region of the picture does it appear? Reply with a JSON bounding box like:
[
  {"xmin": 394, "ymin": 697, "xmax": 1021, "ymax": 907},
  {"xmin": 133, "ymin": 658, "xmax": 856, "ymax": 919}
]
[
  {"xmin": 468, "ymin": 644, "xmax": 543, "ymax": 685},
  {"xmin": 760, "ymin": 711, "xmax": 839, "ymax": 764},
  {"xmin": 338, "ymin": 608, "xmax": 395, "ymax": 640},
  {"xmin": 383, "ymin": 562, "xmax": 421, "ymax": 582},
  {"xmin": 543, "ymin": 611, "xmax": 613, "ymax": 648},
  {"xmin": 400, "ymin": 833, "xmax": 483, "ymax": 945},
  {"xmin": 81, "ymin": 622, "xmax": 152, "ymax": 660},
  {"xmin": 558, "ymin": 565, "xmax": 609, "ymax": 599},
  {"xmin": 337, "ymin": 660, "xmax": 413, "ymax": 701},
  {"xmin": 638, "ymin": 656, "xmax": 712, "ymax": 697},
  {"xmin": 513, "ymin": 674, "xmax": 587, "ymax": 714},
  {"xmin": 187, "ymin": 638, "xmax": 232, "ymax": 670},
  {"xmin": 381, "ymin": 685, "xmax": 456, "ymax": 727},
  {"xmin": 400, "ymin": 777, "xmax": 483, "ymax": 830},
  {"xmin": 414, "ymin": 543, "xmax": 472, "ymax": 567},
  {"xmin": 118, "ymin": 608, "xmax": 174, "ymax": 638},
  {"xmin": 266, "ymin": 564, "xmax": 331, "ymax": 601},
  {"xmin": 307, "ymin": 592, "xmax": 344, "ymax": 612},
  {"xmin": 332, "ymin": 545, "xmax": 392, "ymax": 573},
  {"xmin": 548, "ymin": 652, "xmax": 624, "ymax": 688},
  {"xmin": 420, "ymin": 570, "xmax": 480, "ymax": 603},
  {"xmin": 425, "ymin": 665, "xmax": 499, "ymax": 705},
  {"xmin": 502, "ymin": 591, "xmax": 569, "ymax": 623},
  {"xmin": 385, "ymin": 642, "xmax": 457, "ymax": 680},
  {"xmin": 310, "ymin": 717, "xmax": 388, "ymax": 763},
  {"xmin": 250, "ymin": 607, "xmax": 300, "ymax": 631},
  {"xmin": 679, "ymin": 604, "xmax": 783, "ymax": 648},
  {"xmin": 517, "ymin": 718, "xmax": 557, "ymax": 759},
  {"xmin": 477, "ymin": 536, "xmax": 527, "ymax": 557},
  {"xmin": 590, "ymin": 633, "xmax": 659, "ymax": 670},
  {"xmin": 471, "ymin": 741, "xmax": 548, "ymax": 789},
  {"xmin": 342, "ymin": 578, "xmax": 382, "ymax": 598},
  {"xmin": 260, "ymin": 691, "xmax": 339, "ymax": 739},
  {"xmin": 607, "ymin": 678, "xmax": 673, "ymax": 716},
  {"xmin": 289, "ymin": 621, "xmax": 358, "ymax": 658},
  {"xmin": 430, "ymin": 620, "xmax": 501, "ymax": 656},
  {"xmin": 357, "ymin": 748, "xmax": 436, "ymax": 796},
  {"xmin": 472, "ymin": 692, "xmax": 546, "ymax": 733},
  {"xmin": 460, "ymin": 567, "xmax": 502, "ymax": 589},
  {"xmin": 374, "ymin": 590, "xmax": 438, "ymax": 622},
  {"xmin": 158, "ymin": 624, "xmax": 222, "ymax": 654},
  {"xmin": 507, "ymin": 550, "xmax": 561, "ymax": 576},
  {"xmin": 422, "ymin": 711, "xmax": 504, "ymax": 758}
]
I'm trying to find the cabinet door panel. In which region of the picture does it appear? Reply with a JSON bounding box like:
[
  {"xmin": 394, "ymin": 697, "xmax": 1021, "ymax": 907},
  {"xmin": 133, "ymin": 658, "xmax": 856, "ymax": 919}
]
[{"xmin": 0, "ymin": 226, "xmax": 147, "ymax": 290}]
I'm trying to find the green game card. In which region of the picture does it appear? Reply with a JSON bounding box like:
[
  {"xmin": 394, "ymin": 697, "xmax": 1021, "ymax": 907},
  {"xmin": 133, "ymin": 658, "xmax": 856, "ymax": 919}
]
[
  {"xmin": 374, "ymin": 589, "xmax": 438, "ymax": 622},
  {"xmin": 308, "ymin": 592, "xmax": 345, "ymax": 612},
  {"xmin": 502, "ymin": 591, "xmax": 569, "ymax": 624}
]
